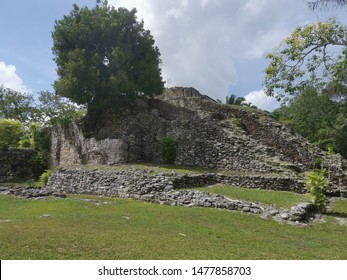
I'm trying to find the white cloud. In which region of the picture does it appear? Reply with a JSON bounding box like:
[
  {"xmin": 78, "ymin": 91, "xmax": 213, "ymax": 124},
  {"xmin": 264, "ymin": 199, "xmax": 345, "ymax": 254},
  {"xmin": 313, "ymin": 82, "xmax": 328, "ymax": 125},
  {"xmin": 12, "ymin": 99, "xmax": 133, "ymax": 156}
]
[
  {"xmin": 108, "ymin": 1, "xmax": 321, "ymax": 101},
  {"xmin": 0, "ymin": 61, "xmax": 31, "ymax": 93},
  {"xmin": 244, "ymin": 90, "xmax": 280, "ymax": 112}
]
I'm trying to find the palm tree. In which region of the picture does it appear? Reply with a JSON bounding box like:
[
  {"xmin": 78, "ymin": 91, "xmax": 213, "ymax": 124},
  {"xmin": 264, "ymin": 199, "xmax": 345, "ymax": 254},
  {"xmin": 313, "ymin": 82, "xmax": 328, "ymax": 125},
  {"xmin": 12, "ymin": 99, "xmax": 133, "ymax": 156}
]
[
  {"xmin": 308, "ymin": 0, "xmax": 347, "ymax": 10},
  {"xmin": 242, "ymin": 102, "xmax": 258, "ymax": 109},
  {"xmin": 226, "ymin": 94, "xmax": 246, "ymax": 106}
]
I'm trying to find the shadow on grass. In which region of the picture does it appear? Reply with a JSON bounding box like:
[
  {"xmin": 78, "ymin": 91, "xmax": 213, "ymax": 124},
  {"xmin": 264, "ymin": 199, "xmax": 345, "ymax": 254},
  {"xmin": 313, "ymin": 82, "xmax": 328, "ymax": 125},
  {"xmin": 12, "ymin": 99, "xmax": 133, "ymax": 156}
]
[{"xmin": 327, "ymin": 212, "xmax": 347, "ymax": 219}]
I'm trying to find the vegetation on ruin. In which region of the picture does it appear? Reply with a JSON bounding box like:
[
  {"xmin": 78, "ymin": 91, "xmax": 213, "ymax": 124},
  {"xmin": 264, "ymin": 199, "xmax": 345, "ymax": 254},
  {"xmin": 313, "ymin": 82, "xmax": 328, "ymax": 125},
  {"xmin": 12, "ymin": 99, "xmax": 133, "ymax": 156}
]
[
  {"xmin": 0, "ymin": 194, "xmax": 346, "ymax": 260},
  {"xmin": 160, "ymin": 136, "xmax": 177, "ymax": 164},
  {"xmin": 39, "ymin": 169, "xmax": 53, "ymax": 187},
  {"xmin": 305, "ymin": 169, "xmax": 330, "ymax": 213}
]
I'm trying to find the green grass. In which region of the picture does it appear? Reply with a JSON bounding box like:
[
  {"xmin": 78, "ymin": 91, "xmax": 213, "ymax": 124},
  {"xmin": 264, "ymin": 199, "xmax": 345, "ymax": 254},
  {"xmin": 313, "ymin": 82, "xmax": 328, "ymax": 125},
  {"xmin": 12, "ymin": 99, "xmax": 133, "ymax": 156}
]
[
  {"xmin": 194, "ymin": 185, "xmax": 310, "ymax": 209},
  {"xmin": 63, "ymin": 163, "xmax": 298, "ymax": 178},
  {"xmin": 330, "ymin": 199, "xmax": 347, "ymax": 215},
  {"xmin": 0, "ymin": 179, "xmax": 43, "ymax": 188},
  {"xmin": 0, "ymin": 194, "xmax": 346, "ymax": 260},
  {"xmin": 72, "ymin": 163, "xmax": 205, "ymax": 175}
]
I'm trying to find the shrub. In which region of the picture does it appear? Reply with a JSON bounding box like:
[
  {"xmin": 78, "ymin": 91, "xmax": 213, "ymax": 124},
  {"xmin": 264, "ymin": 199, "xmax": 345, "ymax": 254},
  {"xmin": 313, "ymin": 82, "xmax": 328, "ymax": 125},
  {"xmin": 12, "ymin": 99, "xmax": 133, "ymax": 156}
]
[
  {"xmin": 39, "ymin": 169, "xmax": 52, "ymax": 186},
  {"xmin": 26, "ymin": 179, "xmax": 37, "ymax": 188},
  {"xmin": 28, "ymin": 122, "xmax": 50, "ymax": 151},
  {"xmin": 30, "ymin": 151, "xmax": 48, "ymax": 179},
  {"xmin": 305, "ymin": 169, "xmax": 329, "ymax": 213},
  {"xmin": 160, "ymin": 135, "xmax": 177, "ymax": 164},
  {"xmin": 0, "ymin": 119, "xmax": 24, "ymax": 150},
  {"xmin": 18, "ymin": 138, "xmax": 33, "ymax": 148}
]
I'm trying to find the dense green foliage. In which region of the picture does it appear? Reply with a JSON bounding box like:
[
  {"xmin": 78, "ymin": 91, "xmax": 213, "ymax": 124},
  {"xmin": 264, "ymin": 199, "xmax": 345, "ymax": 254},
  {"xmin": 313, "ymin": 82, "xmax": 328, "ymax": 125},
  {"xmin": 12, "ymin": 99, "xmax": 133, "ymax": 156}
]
[
  {"xmin": 264, "ymin": 18, "xmax": 347, "ymax": 101},
  {"xmin": 0, "ymin": 118, "xmax": 49, "ymax": 178},
  {"xmin": 0, "ymin": 117, "xmax": 49, "ymax": 178},
  {"xmin": 0, "ymin": 86, "xmax": 35, "ymax": 123},
  {"xmin": 52, "ymin": 0, "xmax": 164, "ymax": 111},
  {"xmin": 39, "ymin": 169, "xmax": 53, "ymax": 187},
  {"xmin": 265, "ymin": 16, "xmax": 347, "ymax": 158},
  {"xmin": 160, "ymin": 136, "xmax": 177, "ymax": 164},
  {"xmin": 26, "ymin": 123, "xmax": 50, "ymax": 178},
  {"xmin": 305, "ymin": 169, "xmax": 329, "ymax": 213},
  {"xmin": 27, "ymin": 122, "xmax": 50, "ymax": 151},
  {"xmin": 0, "ymin": 87, "xmax": 85, "ymax": 126},
  {"xmin": 0, "ymin": 119, "xmax": 24, "ymax": 150},
  {"xmin": 272, "ymin": 87, "xmax": 347, "ymax": 158},
  {"xmin": 37, "ymin": 91, "xmax": 86, "ymax": 125},
  {"xmin": 29, "ymin": 151, "xmax": 48, "ymax": 179}
]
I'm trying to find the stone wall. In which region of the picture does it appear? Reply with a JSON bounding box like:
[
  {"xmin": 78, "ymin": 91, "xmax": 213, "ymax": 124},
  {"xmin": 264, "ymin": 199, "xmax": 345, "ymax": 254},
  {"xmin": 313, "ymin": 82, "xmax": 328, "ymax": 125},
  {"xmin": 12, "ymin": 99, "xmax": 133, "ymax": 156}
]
[
  {"xmin": 45, "ymin": 166, "xmax": 320, "ymax": 223},
  {"xmin": 0, "ymin": 149, "xmax": 36, "ymax": 181},
  {"xmin": 46, "ymin": 166, "xmax": 306, "ymax": 197}
]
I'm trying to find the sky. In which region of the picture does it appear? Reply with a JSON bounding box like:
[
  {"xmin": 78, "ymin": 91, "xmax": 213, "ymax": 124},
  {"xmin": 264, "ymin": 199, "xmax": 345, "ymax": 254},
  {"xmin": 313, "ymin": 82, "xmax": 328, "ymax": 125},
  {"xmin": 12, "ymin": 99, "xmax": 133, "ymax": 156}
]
[{"xmin": 0, "ymin": 0, "xmax": 346, "ymax": 111}]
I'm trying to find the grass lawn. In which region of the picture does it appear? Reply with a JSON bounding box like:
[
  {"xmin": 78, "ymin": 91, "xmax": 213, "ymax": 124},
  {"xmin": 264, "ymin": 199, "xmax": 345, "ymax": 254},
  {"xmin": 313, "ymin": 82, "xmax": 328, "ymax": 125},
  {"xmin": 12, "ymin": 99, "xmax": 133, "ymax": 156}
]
[
  {"xmin": 72, "ymin": 163, "xmax": 205, "ymax": 174},
  {"xmin": 0, "ymin": 194, "xmax": 346, "ymax": 260},
  {"xmin": 0, "ymin": 179, "xmax": 43, "ymax": 188},
  {"xmin": 194, "ymin": 185, "xmax": 310, "ymax": 209}
]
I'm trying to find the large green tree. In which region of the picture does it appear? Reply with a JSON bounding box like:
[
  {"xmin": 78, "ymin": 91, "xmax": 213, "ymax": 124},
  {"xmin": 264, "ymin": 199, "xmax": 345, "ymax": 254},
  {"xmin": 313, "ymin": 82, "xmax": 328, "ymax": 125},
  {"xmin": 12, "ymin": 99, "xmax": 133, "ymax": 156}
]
[
  {"xmin": 273, "ymin": 87, "xmax": 347, "ymax": 158},
  {"xmin": 0, "ymin": 86, "xmax": 35, "ymax": 123},
  {"xmin": 37, "ymin": 91, "xmax": 86, "ymax": 125},
  {"xmin": 52, "ymin": 0, "xmax": 164, "ymax": 110},
  {"xmin": 264, "ymin": 18, "xmax": 347, "ymax": 101}
]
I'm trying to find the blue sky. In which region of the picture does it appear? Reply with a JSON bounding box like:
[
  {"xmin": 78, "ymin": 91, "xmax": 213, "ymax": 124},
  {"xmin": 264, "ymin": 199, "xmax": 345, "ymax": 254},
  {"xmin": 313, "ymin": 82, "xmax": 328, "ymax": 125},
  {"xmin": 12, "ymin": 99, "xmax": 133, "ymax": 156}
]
[{"xmin": 0, "ymin": 0, "xmax": 346, "ymax": 111}]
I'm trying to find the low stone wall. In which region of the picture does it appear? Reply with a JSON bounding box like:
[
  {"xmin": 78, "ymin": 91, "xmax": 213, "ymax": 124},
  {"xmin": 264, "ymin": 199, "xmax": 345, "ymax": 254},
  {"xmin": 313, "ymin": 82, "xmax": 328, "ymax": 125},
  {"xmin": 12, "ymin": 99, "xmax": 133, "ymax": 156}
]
[
  {"xmin": 0, "ymin": 149, "xmax": 36, "ymax": 181},
  {"xmin": 0, "ymin": 184, "xmax": 317, "ymax": 224},
  {"xmin": 171, "ymin": 173, "xmax": 306, "ymax": 193},
  {"xmin": 43, "ymin": 166, "xmax": 318, "ymax": 223},
  {"xmin": 46, "ymin": 167, "xmax": 307, "ymax": 197}
]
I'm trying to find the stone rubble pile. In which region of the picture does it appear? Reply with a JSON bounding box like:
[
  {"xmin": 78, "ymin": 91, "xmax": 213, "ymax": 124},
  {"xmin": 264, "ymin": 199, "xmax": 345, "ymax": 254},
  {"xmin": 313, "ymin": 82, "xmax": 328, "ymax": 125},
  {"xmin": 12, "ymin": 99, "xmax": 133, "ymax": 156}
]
[{"xmin": 0, "ymin": 186, "xmax": 66, "ymax": 199}]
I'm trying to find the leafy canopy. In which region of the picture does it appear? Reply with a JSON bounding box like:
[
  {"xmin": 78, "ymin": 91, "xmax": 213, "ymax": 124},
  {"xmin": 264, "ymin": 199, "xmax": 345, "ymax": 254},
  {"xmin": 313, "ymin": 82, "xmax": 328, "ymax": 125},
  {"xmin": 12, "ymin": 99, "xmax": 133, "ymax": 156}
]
[
  {"xmin": 0, "ymin": 86, "xmax": 85, "ymax": 126},
  {"xmin": 37, "ymin": 91, "xmax": 86, "ymax": 125},
  {"xmin": 52, "ymin": 0, "xmax": 164, "ymax": 110},
  {"xmin": 272, "ymin": 87, "xmax": 347, "ymax": 158},
  {"xmin": 264, "ymin": 18, "xmax": 347, "ymax": 101},
  {"xmin": 0, "ymin": 86, "xmax": 35, "ymax": 123}
]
